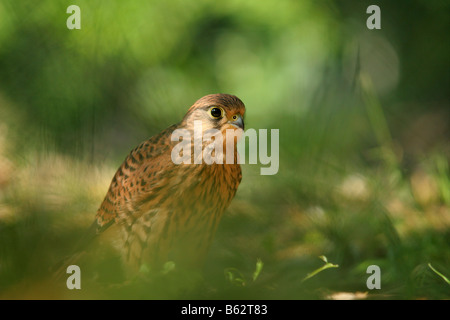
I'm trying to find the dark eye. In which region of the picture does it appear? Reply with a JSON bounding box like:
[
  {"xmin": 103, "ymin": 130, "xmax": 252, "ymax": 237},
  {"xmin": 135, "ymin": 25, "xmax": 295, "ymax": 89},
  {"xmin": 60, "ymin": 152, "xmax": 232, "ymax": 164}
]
[{"xmin": 209, "ymin": 107, "xmax": 223, "ymax": 119}]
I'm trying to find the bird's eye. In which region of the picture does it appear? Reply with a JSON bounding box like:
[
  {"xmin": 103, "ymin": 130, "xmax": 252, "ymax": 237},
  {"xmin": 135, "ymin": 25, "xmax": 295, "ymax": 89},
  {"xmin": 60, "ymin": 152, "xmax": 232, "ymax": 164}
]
[
  {"xmin": 231, "ymin": 114, "xmax": 238, "ymax": 121},
  {"xmin": 209, "ymin": 107, "xmax": 223, "ymax": 119}
]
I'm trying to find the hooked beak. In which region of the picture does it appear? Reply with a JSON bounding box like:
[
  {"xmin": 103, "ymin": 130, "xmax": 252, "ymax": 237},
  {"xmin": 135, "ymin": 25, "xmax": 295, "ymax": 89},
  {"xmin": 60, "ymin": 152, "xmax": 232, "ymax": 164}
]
[{"xmin": 229, "ymin": 114, "xmax": 244, "ymax": 130}]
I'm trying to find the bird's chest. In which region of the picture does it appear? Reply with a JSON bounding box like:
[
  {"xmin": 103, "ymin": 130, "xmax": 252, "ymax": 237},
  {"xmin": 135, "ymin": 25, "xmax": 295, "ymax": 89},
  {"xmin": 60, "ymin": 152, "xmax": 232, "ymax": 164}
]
[{"xmin": 127, "ymin": 163, "xmax": 241, "ymax": 267}]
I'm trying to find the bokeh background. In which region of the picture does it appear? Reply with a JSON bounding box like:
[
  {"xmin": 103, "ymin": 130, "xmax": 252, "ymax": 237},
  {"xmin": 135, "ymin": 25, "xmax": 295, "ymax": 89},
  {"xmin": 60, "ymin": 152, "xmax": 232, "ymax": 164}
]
[{"xmin": 0, "ymin": 0, "xmax": 449, "ymax": 299}]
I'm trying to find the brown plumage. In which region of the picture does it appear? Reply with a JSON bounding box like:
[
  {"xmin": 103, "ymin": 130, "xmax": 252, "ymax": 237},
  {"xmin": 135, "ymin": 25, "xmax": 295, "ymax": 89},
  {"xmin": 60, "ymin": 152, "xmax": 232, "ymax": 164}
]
[{"xmin": 94, "ymin": 94, "xmax": 245, "ymax": 271}]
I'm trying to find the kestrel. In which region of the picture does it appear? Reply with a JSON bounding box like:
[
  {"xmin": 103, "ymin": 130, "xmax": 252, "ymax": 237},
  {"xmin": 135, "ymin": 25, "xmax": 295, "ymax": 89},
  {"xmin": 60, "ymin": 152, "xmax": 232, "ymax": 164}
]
[{"xmin": 93, "ymin": 94, "xmax": 245, "ymax": 272}]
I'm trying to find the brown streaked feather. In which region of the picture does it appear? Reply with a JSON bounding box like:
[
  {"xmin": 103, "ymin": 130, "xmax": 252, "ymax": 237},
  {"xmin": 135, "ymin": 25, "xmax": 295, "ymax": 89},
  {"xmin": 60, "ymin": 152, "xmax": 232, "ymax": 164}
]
[{"xmin": 94, "ymin": 124, "xmax": 177, "ymax": 230}]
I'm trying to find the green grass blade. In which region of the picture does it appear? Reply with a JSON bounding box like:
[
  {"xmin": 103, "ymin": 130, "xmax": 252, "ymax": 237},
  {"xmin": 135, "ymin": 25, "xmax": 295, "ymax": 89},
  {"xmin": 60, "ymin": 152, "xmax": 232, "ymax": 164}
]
[
  {"xmin": 428, "ymin": 263, "xmax": 450, "ymax": 285},
  {"xmin": 302, "ymin": 256, "xmax": 339, "ymax": 283},
  {"xmin": 252, "ymin": 258, "xmax": 264, "ymax": 282}
]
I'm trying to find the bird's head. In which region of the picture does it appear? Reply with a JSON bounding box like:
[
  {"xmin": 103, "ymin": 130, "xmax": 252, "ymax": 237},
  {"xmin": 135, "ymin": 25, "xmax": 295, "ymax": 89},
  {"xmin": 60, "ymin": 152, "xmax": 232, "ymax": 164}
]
[
  {"xmin": 182, "ymin": 94, "xmax": 245, "ymax": 134},
  {"xmin": 174, "ymin": 94, "xmax": 246, "ymax": 165}
]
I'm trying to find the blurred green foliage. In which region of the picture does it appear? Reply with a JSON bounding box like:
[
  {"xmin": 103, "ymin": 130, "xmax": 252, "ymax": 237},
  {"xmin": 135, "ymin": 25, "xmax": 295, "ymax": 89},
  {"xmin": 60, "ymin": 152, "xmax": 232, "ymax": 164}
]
[{"xmin": 0, "ymin": 0, "xmax": 449, "ymax": 299}]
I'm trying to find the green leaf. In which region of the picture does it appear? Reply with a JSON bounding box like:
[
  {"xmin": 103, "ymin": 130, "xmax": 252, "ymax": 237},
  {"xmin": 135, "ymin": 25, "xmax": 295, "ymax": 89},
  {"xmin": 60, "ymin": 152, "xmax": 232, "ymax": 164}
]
[
  {"xmin": 252, "ymin": 259, "xmax": 264, "ymax": 282},
  {"xmin": 161, "ymin": 261, "xmax": 176, "ymax": 275},
  {"xmin": 139, "ymin": 263, "xmax": 150, "ymax": 275}
]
